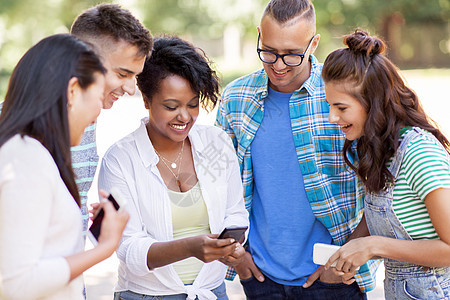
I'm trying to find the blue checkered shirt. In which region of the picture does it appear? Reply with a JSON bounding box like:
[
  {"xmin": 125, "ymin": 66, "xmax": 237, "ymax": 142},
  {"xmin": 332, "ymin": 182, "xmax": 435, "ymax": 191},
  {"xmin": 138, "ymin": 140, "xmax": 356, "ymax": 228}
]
[{"xmin": 215, "ymin": 55, "xmax": 378, "ymax": 292}]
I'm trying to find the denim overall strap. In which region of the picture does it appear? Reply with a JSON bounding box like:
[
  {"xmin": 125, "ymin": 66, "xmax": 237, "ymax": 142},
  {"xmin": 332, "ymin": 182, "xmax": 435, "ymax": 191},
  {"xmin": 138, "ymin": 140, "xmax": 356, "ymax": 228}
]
[
  {"xmin": 364, "ymin": 127, "xmax": 423, "ymax": 243},
  {"xmin": 364, "ymin": 127, "xmax": 450, "ymax": 299}
]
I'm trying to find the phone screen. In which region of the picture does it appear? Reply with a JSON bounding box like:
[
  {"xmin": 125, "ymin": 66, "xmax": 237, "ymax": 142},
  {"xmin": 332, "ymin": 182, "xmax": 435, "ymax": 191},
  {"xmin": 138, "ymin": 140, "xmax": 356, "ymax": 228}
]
[
  {"xmin": 88, "ymin": 194, "xmax": 120, "ymax": 242},
  {"xmin": 218, "ymin": 226, "xmax": 248, "ymax": 242}
]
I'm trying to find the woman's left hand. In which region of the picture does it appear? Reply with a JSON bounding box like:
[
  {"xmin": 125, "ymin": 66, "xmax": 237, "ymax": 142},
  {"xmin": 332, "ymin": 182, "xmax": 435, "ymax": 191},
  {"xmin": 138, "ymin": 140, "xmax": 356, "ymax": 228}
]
[{"xmin": 218, "ymin": 242, "xmax": 245, "ymax": 266}]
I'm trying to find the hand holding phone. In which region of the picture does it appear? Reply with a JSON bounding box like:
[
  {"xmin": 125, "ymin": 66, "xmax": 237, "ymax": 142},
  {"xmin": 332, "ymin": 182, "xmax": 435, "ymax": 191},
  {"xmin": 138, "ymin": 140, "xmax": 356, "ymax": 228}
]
[
  {"xmin": 313, "ymin": 243, "xmax": 360, "ymax": 270},
  {"xmin": 313, "ymin": 243, "xmax": 340, "ymax": 267},
  {"xmin": 87, "ymin": 187, "xmax": 127, "ymax": 246},
  {"xmin": 218, "ymin": 226, "xmax": 248, "ymax": 243}
]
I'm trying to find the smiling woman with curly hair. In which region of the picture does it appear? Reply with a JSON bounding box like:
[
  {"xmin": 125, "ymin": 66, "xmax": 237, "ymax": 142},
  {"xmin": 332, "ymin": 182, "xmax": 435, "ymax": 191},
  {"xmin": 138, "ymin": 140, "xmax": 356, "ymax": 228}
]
[{"xmin": 98, "ymin": 36, "xmax": 249, "ymax": 300}]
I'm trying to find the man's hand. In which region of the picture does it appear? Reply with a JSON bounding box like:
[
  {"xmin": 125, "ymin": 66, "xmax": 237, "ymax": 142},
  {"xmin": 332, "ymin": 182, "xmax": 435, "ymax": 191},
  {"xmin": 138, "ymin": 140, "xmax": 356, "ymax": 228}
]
[
  {"xmin": 234, "ymin": 251, "xmax": 265, "ymax": 282},
  {"xmin": 302, "ymin": 265, "xmax": 353, "ymax": 288},
  {"xmin": 219, "ymin": 242, "xmax": 245, "ymax": 266}
]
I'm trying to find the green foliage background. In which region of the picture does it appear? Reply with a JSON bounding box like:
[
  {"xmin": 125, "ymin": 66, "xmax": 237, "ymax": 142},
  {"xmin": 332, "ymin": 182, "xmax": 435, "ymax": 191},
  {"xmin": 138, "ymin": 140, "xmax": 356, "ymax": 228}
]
[{"xmin": 0, "ymin": 0, "xmax": 449, "ymax": 97}]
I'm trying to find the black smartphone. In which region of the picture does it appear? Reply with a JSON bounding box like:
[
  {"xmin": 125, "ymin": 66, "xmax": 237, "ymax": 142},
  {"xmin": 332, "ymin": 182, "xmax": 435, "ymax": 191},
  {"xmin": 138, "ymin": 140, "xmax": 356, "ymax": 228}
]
[
  {"xmin": 218, "ymin": 226, "xmax": 248, "ymax": 243},
  {"xmin": 87, "ymin": 188, "xmax": 126, "ymax": 245}
]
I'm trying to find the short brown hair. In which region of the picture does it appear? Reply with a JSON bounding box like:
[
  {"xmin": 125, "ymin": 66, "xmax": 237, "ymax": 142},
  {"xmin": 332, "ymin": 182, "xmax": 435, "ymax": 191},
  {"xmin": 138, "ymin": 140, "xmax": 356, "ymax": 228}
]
[{"xmin": 71, "ymin": 3, "xmax": 152, "ymax": 57}]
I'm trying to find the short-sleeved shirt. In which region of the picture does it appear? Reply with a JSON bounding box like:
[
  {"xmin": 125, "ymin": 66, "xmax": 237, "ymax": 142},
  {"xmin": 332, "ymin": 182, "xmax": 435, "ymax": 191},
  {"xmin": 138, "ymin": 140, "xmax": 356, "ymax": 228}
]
[{"xmin": 392, "ymin": 127, "xmax": 450, "ymax": 239}]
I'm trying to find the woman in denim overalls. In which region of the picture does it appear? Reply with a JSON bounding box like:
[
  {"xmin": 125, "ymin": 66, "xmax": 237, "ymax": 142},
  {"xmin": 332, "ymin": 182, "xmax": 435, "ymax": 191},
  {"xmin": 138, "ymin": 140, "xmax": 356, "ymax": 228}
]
[{"xmin": 321, "ymin": 29, "xmax": 450, "ymax": 299}]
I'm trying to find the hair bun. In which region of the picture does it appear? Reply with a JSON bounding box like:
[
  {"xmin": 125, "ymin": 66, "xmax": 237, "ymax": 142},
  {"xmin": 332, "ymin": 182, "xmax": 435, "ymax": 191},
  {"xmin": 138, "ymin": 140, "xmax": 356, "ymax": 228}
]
[{"xmin": 343, "ymin": 29, "xmax": 385, "ymax": 57}]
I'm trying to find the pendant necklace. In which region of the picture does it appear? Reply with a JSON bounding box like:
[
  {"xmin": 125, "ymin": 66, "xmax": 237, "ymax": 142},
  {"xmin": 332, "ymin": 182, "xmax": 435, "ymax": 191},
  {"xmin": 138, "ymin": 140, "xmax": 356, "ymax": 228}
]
[
  {"xmin": 154, "ymin": 140, "xmax": 185, "ymax": 188},
  {"xmin": 155, "ymin": 139, "xmax": 184, "ymax": 169}
]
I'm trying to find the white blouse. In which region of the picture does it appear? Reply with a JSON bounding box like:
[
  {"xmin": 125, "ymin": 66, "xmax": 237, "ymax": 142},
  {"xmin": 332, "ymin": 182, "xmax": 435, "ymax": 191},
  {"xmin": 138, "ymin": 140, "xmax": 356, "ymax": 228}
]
[
  {"xmin": 0, "ymin": 135, "xmax": 84, "ymax": 300},
  {"xmin": 98, "ymin": 118, "xmax": 248, "ymax": 300}
]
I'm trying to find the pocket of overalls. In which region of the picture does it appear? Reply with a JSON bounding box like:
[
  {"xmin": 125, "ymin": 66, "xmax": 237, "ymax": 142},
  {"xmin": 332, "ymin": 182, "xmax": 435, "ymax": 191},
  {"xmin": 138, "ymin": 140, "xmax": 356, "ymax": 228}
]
[
  {"xmin": 403, "ymin": 275, "xmax": 445, "ymax": 300},
  {"xmin": 364, "ymin": 201, "xmax": 397, "ymax": 238}
]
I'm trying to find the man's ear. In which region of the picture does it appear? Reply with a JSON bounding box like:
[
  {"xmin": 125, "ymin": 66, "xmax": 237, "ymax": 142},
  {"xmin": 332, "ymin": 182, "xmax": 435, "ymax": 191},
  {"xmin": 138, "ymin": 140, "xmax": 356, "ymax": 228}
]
[
  {"xmin": 67, "ymin": 77, "xmax": 80, "ymax": 110},
  {"xmin": 309, "ymin": 34, "xmax": 321, "ymax": 55}
]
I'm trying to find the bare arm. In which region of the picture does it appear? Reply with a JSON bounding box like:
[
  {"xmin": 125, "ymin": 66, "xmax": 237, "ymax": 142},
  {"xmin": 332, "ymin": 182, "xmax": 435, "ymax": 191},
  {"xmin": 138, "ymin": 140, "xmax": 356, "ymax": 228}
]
[
  {"xmin": 347, "ymin": 214, "xmax": 369, "ymax": 240},
  {"xmin": 327, "ymin": 188, "xmax": 450, "ymax": 274},
  {"xmin": 146, "ymin": 235, "xmax": 237, "ymax": 270}
]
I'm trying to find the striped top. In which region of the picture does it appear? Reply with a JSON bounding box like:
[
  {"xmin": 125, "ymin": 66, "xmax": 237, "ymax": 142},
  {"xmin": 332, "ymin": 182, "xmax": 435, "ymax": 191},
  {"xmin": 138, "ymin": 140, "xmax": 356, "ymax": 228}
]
[
  {"xmin": 391, "ymin": 127, "xmax": 450, "ymax": 240},
  {"xmin": 215, "ymin": 55, "xmax": 378, "ymax": 292},
  {"xmin": 70, "ymin": 123, "xmax": 98, "ymax": 237}
]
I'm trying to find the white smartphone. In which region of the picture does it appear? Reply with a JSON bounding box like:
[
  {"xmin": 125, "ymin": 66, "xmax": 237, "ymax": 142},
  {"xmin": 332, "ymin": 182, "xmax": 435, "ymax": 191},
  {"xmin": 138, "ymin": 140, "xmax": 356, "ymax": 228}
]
[
  {"xmin": 313, "ymin": 243, "xmax": 360, "ymax": 270},
  {"xmin": 87, "ymin": 187, "xmax": 127, "ymax": 246},
  {"xmin": 313, "ymin": 243, "xmax": 340, "ymax": 267}
]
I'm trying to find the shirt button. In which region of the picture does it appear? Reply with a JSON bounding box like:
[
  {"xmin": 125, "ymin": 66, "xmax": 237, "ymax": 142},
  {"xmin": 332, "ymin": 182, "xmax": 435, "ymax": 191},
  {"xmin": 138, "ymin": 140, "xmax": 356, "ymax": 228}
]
[{"xmin": 246, "ymin": 135, "xmax": 251, "ymax": 140}]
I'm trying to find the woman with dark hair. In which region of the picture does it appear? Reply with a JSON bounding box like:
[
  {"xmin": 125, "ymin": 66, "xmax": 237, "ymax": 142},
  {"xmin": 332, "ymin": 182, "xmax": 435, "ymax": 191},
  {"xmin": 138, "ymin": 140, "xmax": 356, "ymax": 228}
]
[
  {"xmin": 322, "ymin": 29, "xmax": 450, "ymax": 299},
  {"xmin": 98, "ymin": 36, "xmax": 248, "ymax": 300},
  {"xmin": 0, "ymin": 34, "xmax": 129, "ymax": 300}
]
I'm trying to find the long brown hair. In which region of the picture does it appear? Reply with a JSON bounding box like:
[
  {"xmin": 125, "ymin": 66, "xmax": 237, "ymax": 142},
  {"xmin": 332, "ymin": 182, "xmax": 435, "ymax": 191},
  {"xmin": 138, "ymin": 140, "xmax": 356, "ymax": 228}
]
[{"xmin": 322, "ymin": 29, "xmax": 450, "ymax": 193}]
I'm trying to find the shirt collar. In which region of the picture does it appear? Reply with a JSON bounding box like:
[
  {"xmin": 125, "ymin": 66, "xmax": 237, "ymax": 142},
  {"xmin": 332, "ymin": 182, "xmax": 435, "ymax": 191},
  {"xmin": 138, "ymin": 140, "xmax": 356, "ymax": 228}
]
[
  {"xmin": 134, "ymin": 118, "xmax": 157, "ymax": 168},
  {"xmin": 300, "ymin": 55, "xmax": 322, "ymax": 96}
]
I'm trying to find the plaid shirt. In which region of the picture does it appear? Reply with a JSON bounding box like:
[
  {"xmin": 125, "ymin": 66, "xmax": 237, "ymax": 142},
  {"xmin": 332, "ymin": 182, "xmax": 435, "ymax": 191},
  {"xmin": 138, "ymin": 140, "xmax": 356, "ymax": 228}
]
[{"xmin": 215, "ymin": 55, "xmax": 378, "ymax": 292}]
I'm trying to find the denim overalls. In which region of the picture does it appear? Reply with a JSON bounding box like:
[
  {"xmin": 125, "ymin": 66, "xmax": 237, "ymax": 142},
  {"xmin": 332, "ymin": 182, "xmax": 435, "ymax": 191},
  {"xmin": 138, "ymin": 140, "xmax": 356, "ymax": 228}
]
[{"xmin": 364, "ymin": 127, "xmax": 450, "ymax": 299}]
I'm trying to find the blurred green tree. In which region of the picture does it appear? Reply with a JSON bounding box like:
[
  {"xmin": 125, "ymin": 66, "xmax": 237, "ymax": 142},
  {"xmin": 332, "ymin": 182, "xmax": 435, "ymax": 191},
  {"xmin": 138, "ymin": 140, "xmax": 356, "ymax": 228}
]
[
  {"xmin": 313, "ymin": 0, "xmax": 450, "ymax": 65},
  {"xmin": 0, "ymin": 0, "xmax": 100, "ymax": 96},
  {"xmin": 0, "ymin": 0, "xmax": 448, "ymax": 97}
]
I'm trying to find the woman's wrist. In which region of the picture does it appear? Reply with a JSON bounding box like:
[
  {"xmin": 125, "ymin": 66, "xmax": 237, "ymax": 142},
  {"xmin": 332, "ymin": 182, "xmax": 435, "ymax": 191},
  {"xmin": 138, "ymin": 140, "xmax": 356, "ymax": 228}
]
[
  {"xmin": 368, "ymin": 235, "xmax": 385, "ymax": 259},
  {"xmin": 94, "ymin": 241, "xmax": 116, "ymax": 260}
]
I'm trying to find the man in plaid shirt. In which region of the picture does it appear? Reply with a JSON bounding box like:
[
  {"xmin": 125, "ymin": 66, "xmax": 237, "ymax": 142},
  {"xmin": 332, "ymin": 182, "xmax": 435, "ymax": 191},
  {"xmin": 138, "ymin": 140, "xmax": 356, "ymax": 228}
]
[{"xmin": 215, "ymin": 0, "xmax": 378, "ymax": 299}]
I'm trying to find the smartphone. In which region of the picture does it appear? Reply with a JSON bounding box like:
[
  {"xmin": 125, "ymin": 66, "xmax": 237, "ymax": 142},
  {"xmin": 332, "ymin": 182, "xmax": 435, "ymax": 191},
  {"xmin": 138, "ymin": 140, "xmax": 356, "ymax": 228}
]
[
  {"xmin": 218, "ymin": 226, "xmax": 248, "ymax": 243},
  {"xmin": 313, "ymin": 243, "xmax": 360, "ymax": 270},
  {"xmin": 313, "ymin": 243, "xmax": 340, "ymax": 267},
  {"xmin": 87, "ymin": 187, "xmax": 127, "ymax": 246}
]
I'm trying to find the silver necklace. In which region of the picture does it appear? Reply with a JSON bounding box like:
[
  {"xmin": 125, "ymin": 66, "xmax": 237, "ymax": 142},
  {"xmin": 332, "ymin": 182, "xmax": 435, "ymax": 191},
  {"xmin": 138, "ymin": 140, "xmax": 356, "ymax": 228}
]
[
  {"xmin": 154, "ymin": 139, "xmax": 185, "ymax": 169},
  {"xmin": 154, "ymin": 140, "xmax": 185, "ymax": 188}
]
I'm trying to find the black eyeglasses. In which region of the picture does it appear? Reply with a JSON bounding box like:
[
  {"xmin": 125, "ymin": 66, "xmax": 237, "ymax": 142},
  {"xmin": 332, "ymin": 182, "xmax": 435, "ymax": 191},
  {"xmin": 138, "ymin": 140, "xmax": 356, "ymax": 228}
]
[{"xmin": 256, "ymin": 32, "xmax": 315, "ymax": 67}]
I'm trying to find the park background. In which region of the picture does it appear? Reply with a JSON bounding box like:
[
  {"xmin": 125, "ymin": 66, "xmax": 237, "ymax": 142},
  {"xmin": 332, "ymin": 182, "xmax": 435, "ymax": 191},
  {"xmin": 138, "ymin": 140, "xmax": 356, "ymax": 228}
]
[{"xmin": 0, "ymin": 0, "xmax": 449, "ymax": 299}]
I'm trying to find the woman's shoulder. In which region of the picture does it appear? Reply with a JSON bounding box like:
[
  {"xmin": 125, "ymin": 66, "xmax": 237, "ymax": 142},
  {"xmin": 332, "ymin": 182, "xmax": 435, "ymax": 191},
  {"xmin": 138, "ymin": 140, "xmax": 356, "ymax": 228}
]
[
  {"xmin": 190, "ymin": 124, "xmax": 231, "ymax": 144},
  {"xmin": 406, "ymin": 128, "xmax": 447, "ymax": 150},
  {"xmin": 103, "ymin": 122, "xmax": 145, "ymax": 158},
  {"xmin": 403, "ymin": 128, "xmax": 449, "ymax": 163},
  {"xmin": 192, "ymin": 123, "xmax": 225, "ymax": 134},
  {"xmin": 1, "ymin": 135, "xmax": 52, "ymax": 160},
  {"xmin": 0, "ymin": 135, "xmax": 57, "ymax": 175}
]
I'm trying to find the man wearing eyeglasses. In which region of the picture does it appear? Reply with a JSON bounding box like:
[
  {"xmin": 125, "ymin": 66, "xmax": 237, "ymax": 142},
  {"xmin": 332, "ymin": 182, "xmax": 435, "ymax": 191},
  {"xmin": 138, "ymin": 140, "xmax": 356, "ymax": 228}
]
[{"xmin": 215, "ymin": 0, "xmax": 378, "ymax": 299}]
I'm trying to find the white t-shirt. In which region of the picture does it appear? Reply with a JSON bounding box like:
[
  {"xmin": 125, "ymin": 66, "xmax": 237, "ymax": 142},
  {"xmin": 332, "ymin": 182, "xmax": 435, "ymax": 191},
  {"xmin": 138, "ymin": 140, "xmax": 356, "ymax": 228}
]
[{"xmin": 0, "ymin": 135, "xmax": 84, "ymax": 300}]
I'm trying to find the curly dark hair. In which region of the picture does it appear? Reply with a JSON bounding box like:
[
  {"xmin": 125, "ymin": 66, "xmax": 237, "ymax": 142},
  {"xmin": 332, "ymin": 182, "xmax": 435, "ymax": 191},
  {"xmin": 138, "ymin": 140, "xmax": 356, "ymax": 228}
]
[
  {"xmin": 322, "ymin": 29, "xmax": 450, "ymax": 193},
  {"xmin": 71, "ymin": 3, "xmax": 153, "ymax": 57},
  {"xmin": 136, "ymin": 36, "xmax": 220, "ymax": 112}
]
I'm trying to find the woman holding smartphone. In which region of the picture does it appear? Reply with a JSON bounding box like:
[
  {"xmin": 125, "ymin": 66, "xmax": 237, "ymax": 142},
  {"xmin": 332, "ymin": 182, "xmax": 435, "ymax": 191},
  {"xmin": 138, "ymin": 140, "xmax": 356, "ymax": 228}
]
[
  {"xmin": 98, "ymin": 36, "xmax": 249, "ymax": 300},
  {"xmin": 322, "ymin": 29, "xmax": 450, "ymax": 299},
  {"xmin": 0, "ymin": 34, "xmax": 129, "ymax": 300}
]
